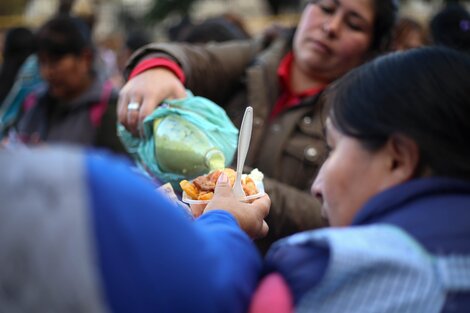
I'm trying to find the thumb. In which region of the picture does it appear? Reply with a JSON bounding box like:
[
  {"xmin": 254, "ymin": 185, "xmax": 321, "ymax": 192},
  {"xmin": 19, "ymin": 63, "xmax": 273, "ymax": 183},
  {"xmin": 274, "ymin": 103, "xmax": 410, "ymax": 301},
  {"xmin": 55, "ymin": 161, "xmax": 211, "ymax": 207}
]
[{"xmin": 213, "ymin": 172, "xmax": 232, "ymax": 198}]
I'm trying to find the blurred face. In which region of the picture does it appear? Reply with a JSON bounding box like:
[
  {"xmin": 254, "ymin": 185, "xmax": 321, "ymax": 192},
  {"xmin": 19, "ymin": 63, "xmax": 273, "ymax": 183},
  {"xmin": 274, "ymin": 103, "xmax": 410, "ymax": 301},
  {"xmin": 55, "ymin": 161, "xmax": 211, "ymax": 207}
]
[
  {"xmin": 294, "ymin": 0, "xmax": 375, "ymax": 82},
  {"xmin": 311, "ymin": 119, "xmax": 392, "ymax": 226},
  {"xmin": 39, "ymin": 51, "xmax": 92, "ymax": 101},
  {"xmin": 393, "ymin": 30, "xmax": 426, "ymax": 51}
]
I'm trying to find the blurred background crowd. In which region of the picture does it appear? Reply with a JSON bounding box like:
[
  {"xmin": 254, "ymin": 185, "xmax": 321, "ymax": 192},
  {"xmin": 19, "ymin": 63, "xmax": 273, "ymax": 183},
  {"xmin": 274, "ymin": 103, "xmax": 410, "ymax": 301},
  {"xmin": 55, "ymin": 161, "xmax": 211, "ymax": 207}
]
[
  {"xmin": 0, "ymin": 0, "xmax": 468, "ymax": 91},
  {"xmin": 1, "ymin": 0, "xmax": 469, "ymax": 151},
  {"xmin": 1, "ymin": 0, "xmax": 469, "ymax": 64}
]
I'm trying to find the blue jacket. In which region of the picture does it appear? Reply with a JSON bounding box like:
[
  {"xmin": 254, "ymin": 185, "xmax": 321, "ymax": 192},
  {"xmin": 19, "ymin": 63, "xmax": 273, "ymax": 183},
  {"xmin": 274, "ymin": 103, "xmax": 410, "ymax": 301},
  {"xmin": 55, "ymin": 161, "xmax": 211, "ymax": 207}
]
[
  {"xmin": 266, "ymin": 177, "xmax": 470, "ymax": 312},
  {"xmin": 0, "ymin": 147, "xmax": 262, "ymax": 312}
]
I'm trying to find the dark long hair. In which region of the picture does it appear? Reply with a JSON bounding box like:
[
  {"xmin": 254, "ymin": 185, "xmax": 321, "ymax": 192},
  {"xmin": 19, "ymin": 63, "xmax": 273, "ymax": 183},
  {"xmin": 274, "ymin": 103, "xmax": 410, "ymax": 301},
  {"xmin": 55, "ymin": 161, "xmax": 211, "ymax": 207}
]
[
  {"xmin": 325, "ymin": 47, "xmax": 470, "ymax": 179},
  {"xmin": 370, "ymin": 0, "xmax": 399, "ymax": 53},
  {"xmin": 0, "ymin": 27, "xmax": 35, "ymax": 105}
]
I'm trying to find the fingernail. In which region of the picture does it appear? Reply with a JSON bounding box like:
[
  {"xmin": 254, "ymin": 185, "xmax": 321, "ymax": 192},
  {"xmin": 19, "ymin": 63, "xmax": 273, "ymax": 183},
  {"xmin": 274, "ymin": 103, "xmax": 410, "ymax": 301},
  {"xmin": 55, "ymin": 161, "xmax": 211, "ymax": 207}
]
[{"xmin": 218, "ymin": 172, "xmax": 228, "ymax": 184}]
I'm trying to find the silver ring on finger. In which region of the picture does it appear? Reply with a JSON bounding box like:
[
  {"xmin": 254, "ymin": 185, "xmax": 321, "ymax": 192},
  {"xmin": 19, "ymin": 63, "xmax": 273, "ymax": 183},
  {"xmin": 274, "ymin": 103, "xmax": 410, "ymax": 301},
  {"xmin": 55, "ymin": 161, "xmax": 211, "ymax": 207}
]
[{"xmin": 127, "ymin": 101, "xmax": 140, "ymax": 111}]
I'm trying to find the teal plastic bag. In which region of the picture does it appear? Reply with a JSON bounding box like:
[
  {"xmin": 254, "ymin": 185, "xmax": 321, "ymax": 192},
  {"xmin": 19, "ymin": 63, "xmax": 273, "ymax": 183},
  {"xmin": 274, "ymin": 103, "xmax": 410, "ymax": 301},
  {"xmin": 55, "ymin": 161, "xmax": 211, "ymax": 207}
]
[
  {"xmin": 118, "ymin": 91, "xmax": 238, "ymax": 189},
  {"xmin": 0, "ymin": 55, "xmax": 44, "ymax": 139}
]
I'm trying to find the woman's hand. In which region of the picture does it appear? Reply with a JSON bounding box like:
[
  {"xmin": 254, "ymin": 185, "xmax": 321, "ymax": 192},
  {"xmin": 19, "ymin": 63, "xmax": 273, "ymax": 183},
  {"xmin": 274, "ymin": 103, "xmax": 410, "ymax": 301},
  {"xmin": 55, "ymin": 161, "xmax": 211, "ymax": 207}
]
[
  {"xmin": 201, "ymin": 173, "xmax": 270, "ymax": 239},
  {"xmin": 118, "ymin": 67, "xmax": 187, "ymax": 135}
]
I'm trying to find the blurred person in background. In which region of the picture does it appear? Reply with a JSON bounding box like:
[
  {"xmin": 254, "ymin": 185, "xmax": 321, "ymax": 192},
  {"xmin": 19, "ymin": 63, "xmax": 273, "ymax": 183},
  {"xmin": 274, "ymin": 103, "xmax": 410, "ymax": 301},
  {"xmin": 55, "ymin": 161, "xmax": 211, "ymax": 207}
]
[
  {"xmin": 430, "ymin": 2, "xmax": 470, "ymax": 54},
  {"xmin": 0, "ymin": 1, "xmax": 100, "ymax": 139},
  {"xmin": 5, "ymin": 14, "xmax": 125, "ymax": 155},
  {"xmin": 390, "ymin": 16, "xmax": 428, "ymax": 51},
  {"xmin": 118, "ymin": 0, "xmax": 398, "ymax": 253},
  {"xmin": 176, "ymin": 14, "xmax": 250, "ymax": 43},
  {"xmin": 0, "ymin": 27, "xmax": 35, "ymax": 106},
  {"xmin": 112, "ymin": 29, "xmax": 151, "ymax": 88}
]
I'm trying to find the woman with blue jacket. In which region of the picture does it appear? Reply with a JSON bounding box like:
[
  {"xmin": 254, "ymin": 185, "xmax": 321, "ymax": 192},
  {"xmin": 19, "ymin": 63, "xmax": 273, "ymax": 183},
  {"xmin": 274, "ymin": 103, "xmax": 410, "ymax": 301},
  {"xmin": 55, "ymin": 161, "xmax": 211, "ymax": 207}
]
[{"xmin": 257, "ymin": 47, "xmax": 470, "ymax": 312}]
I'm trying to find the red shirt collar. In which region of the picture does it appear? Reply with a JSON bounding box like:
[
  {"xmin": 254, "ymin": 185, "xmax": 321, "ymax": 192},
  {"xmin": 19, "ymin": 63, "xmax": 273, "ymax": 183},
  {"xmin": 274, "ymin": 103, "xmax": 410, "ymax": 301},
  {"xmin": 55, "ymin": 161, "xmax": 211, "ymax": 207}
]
[
  {"xmin": 278, "ymin": 52, "xmax": 325, "ymax": 99},
  {"xmin": 271, "ymin": 52, "xmax": 325, "ymax": 119}
]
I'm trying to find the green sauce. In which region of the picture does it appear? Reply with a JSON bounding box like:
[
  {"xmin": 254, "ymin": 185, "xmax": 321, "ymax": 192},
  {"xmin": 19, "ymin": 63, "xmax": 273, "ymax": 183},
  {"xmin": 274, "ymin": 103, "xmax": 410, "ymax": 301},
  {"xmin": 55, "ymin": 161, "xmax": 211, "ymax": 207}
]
[
  {"xmin": 206, "ymin": 149, "xmax": 225, "ymax": 172},
  {"xmin": 153, "ymin": 115, "xmax": 226, "ymax": 177}
]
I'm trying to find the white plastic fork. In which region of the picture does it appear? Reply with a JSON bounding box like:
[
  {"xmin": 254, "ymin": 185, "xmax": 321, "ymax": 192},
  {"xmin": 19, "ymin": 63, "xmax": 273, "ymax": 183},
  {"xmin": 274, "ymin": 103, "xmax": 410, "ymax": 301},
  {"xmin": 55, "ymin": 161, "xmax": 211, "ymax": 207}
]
[{"xmin": 232, "ymin": 106, "xmax": 253, "ymax": 199}]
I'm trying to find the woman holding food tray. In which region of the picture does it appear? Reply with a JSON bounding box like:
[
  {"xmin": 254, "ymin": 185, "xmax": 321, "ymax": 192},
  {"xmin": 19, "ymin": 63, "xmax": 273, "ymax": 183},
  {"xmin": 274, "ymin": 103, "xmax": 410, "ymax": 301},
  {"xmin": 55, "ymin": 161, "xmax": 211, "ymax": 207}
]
[{"xmin": 118, "ymin": 0, "xmax": 398, "ymax": 253}]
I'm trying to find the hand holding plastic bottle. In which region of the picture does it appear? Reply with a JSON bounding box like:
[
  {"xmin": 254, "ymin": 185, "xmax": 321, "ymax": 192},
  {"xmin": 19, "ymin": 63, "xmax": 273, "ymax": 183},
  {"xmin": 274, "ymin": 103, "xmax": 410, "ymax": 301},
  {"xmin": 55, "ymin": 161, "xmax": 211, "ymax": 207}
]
[{"xmin": 118, "ymin": 68, "xmax": 186, "ymax": 136}]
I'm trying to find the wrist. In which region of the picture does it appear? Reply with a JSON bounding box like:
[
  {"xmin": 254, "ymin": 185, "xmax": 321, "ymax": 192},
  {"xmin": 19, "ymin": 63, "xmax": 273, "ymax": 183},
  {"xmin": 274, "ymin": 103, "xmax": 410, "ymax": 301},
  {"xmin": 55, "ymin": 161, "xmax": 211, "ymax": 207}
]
[{"xmin": 129, "ymin": 58, "xmax": 186, "ymax": 83}]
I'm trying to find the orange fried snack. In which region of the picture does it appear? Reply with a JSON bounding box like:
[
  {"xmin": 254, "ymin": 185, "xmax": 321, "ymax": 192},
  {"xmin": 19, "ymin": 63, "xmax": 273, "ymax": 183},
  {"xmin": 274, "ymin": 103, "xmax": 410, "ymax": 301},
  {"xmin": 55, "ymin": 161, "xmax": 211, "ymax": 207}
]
[
  {"xmin": 197, "ymin": 191, "xmax": 214, "ymax": 201},
  {"xmin": 180, "ymin": 168, "xmax": 258, "ymax": 201},
  {"xmin": 180, "ymin": 180, "xmax": 199, "ymax": 199},
  {"xmin": 209, "ymin": 168, "xmax": 236, "ymax": 186},
  {"xmin": 242, "ymin": 176, "xmax": 258, "ymax": 196}
]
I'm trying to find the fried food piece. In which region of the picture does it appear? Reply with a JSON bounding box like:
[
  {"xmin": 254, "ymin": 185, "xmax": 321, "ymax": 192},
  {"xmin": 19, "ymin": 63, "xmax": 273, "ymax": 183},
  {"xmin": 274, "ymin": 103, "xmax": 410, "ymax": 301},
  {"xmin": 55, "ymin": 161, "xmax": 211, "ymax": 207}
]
[
  {"xmin": 197, "ymin": 191, "xmax": 214, "ymax": 200},
  {"xmin": 181, "ymin": 168, "xmax": 259, "ymax": 200},
  {"xmin": 194, "ymin": 168, "xmax": 236, "ymax": 191},
  {"xmin": 193, "ymin": 175, "xmax": 216, "ymax": 191},
  {"xmin": 223, "ymin": 168, "xmax": 236, "ymax": 186},
  {"xmin": 180, "ymin": 180, "xmax": 199, "ymax": 199},
  {"xmin": 209, "ymin": 168, "xmax": 236, "ymax": 186},
  {"xmin": 242, "ymin": 176, "xmax": 258, "ymax": 196}
]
